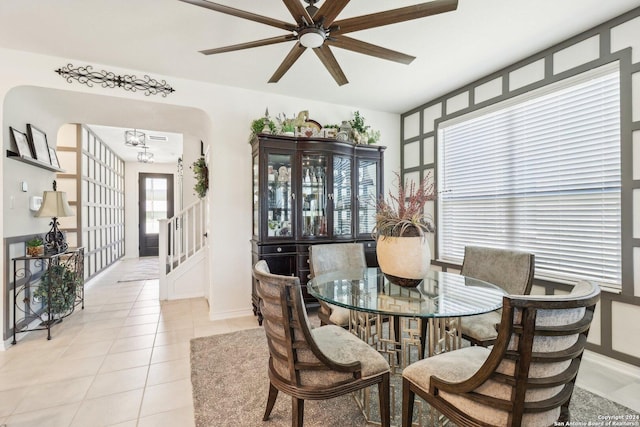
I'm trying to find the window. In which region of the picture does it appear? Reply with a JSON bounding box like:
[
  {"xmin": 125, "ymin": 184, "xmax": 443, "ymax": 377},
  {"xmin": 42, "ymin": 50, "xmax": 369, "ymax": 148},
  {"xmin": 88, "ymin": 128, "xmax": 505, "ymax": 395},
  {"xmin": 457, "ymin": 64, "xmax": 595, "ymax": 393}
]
[{"xmin": 438, "ymin": 65, "xmax": 621, "ymax": 286}]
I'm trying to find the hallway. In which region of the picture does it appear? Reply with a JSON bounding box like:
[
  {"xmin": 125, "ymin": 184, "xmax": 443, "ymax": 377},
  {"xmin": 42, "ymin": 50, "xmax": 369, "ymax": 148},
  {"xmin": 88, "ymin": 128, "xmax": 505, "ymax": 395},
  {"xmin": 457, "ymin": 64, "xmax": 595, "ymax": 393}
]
[
  {"xmin": 0, "ymin": 258, "xmax": 638, "ymax": 426},
  {"xmin": 0, "ymin": 258, "xmax": 256, "ymax": 427}
]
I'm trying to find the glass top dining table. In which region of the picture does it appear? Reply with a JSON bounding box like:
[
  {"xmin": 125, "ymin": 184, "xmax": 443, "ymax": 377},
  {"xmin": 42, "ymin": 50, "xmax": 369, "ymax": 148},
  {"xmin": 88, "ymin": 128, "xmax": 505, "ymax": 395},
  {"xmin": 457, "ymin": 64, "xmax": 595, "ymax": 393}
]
[{"xmin": 307, "ymin": 267, "xmax": 507, "ymax": 319}]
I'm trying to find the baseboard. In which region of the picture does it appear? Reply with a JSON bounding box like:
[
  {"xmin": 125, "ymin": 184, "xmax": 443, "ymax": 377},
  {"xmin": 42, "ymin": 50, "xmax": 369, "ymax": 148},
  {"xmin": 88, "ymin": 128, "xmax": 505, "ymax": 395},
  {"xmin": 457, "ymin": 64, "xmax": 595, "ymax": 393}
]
[
  {"xmin": 583, "ymin": 349, "xmax": 640, "ymax": 380},
  {"xmin": 208, "ymin": 308, "xmax": 254, "ymax": 321}
]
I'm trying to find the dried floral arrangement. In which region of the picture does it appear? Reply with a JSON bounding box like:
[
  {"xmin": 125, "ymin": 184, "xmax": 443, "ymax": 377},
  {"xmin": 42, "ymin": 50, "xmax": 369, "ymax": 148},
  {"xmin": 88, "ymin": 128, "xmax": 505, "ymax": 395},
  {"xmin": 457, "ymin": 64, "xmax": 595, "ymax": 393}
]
[{"xmin": 374, "ymin": 171, "xmax": 436, "ymax": 239}]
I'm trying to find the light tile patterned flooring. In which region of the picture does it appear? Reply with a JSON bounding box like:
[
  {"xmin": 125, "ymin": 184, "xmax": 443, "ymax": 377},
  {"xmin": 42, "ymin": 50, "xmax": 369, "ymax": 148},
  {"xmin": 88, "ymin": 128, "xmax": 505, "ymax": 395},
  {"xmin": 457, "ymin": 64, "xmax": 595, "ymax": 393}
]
[{"xmin": 0, "ymin": 257, "xmax": 639, "ymax": 426}]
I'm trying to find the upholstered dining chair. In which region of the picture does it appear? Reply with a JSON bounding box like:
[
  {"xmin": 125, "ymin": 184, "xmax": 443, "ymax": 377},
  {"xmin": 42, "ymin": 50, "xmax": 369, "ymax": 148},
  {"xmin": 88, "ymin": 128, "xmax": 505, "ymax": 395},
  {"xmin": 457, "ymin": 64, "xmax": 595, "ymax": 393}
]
[
  {"xmin": 460, "ymin": 246, "xmax": 535, "ymax": 346},
  {"xmin": 252, "ymin": 260, "xmax": 391, "ymax": 427},
  {"xmin": 402, "ymin": 280, "xmax": 600, "ymax": 427},
  {"xmin": 309, "ymin": 243, "xmax": 367, "ymax": 327}
]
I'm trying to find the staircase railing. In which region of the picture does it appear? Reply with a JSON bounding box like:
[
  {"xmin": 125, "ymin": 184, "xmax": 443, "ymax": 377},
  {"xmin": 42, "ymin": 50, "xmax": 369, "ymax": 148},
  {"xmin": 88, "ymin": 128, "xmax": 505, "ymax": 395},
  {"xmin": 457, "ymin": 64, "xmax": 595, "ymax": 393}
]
[{"xmin": 159, "ymin": 198, "xmax": 207, "ymax": 277}]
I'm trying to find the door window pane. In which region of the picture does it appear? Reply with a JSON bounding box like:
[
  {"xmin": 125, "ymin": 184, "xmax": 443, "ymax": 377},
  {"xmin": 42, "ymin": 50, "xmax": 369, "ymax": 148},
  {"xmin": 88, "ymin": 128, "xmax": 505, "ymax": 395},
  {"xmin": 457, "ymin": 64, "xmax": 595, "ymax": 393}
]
[{"xmin": 145, "ymin": 178, "xmax": 169, "ymax": 234}]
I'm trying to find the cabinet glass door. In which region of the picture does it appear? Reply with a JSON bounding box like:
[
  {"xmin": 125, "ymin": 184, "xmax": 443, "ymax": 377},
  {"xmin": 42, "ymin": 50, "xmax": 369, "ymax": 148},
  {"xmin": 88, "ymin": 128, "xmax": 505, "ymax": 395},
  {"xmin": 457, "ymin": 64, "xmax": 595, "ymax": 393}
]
[
  {"xmin": 301, "ymin": 154, "xmax": 328, "ymax": 238},
  {"xmin": 358, "ymin": 159, "xmax": 378, "ymax": 235},
  {"xmin": 267, "ymin": 153, "xmax": 293, "ymax": 238},
  {"xmin": 253, "ymin": 154, "xmax": 259, "ymax": 237},
  {"xmin": 333, "ymin": 156, "xmax": 352, "ymax": 237}
]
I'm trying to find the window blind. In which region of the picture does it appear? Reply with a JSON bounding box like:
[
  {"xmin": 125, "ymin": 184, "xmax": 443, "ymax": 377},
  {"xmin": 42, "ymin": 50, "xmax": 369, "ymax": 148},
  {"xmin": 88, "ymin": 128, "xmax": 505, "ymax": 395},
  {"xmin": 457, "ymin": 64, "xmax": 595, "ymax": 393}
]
[{"xmin": 438, "ymin": 68, "xmax": 621, "ymax": 286}]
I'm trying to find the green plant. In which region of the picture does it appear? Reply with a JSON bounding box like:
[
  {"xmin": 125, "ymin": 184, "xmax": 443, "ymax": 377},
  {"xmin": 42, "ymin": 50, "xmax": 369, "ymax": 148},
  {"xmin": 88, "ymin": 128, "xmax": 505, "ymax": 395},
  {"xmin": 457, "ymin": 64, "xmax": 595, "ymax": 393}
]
[
  {"xmin": 26, "ymin": 237, "xmax": 43, "ymax": 247},
  {"xmin": 192, "ymin": 156, "xmax": 208, "ymax": 198},
  {"xmin": 366, "ymin": 129, "xmax": 381, "ymax": 145},
  {"xmin": 349, "ymin": 111, "xmax": 370, "ymax": 134},
  {"xmin": 250, "ymin": 118, "xmax": 277, "ymax": 139},
  {"xmin": 282, "ymin": 122, "xmax": 295, "ymax": 133},
  {"xmin": 373, "ymin": 171, "xmax": 436, "ymax": 239},
  {"xmin": 34, "ymin": 264, "xmax": 79, "ymax": 314},
  {"xmin": 275, "ymin": 113, "xmax": 296, "ymax": 134}
]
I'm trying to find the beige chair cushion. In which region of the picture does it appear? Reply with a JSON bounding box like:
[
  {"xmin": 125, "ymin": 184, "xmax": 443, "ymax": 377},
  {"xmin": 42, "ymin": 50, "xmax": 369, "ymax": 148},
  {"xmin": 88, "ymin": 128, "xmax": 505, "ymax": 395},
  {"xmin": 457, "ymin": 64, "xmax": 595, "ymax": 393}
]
[
  {"xmin": 403, "ymin": 346, "xmax": 560, "ymax": 426},
  {"xmin": 460, "ymin": 310, "xmax": 501, "ymax": 343},
  {"xmin": 274, "ymin": 325, "xmax": 389, "ymax": 386},
  {"xmin": 328, "ymin": 304, "xmax": 350, "ymax": 326},
  {"xmin": 313, "ymin": 325, "xmax": 389, "ymax": 378}
]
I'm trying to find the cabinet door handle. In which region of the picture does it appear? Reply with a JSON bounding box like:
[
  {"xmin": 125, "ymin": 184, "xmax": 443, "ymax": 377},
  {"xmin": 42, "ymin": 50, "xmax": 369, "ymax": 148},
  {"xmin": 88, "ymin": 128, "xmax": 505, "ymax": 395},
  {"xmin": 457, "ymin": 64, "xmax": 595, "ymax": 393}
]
[
  {"xmin": 291, "ymin": 193, "xmax": 295, "ymax": 200},
  {"xmin": 277, "ymin": 247, "xmax": 282, "ymax": 252}
]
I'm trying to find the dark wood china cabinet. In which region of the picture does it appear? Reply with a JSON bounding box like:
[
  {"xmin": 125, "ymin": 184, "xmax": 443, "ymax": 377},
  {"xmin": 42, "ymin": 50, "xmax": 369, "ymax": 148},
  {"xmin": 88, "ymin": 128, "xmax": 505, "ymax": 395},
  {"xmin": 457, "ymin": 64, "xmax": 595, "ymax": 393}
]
[{"xmin": 251, "ymin": 134, "xmax": 385, "ymax": 324}]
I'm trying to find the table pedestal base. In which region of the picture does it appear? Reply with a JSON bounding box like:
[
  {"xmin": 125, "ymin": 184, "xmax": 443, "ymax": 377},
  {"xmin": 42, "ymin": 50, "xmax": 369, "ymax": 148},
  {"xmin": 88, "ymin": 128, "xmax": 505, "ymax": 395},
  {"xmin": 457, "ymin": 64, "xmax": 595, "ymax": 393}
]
[{"xmin": 348, "ymin": 312, "xmax": 464, "ymax": 426}]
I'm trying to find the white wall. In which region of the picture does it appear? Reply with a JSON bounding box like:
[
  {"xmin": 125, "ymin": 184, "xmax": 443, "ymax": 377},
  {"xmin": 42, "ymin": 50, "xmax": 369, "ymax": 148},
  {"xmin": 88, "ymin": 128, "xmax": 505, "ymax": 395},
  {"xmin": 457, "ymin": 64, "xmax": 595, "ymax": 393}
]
[{"xmin": 0, "ymin": 47, "xmax": 401, "ymax": 340}]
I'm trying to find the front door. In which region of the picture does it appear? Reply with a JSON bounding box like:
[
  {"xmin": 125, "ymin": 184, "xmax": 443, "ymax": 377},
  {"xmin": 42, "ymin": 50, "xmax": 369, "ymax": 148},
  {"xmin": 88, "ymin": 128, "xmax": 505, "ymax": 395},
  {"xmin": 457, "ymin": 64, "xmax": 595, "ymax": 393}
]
[{"xmin": 139, "ymin": 173, "xmax": 174, "ymax": 257}]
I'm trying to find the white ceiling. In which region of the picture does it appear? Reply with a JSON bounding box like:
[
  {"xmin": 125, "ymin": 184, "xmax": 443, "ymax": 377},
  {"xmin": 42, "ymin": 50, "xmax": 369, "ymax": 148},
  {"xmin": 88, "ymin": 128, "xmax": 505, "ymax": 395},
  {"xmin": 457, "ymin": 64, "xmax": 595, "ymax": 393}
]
[
  {"xmin": 87, "ymin": 124, "xmax": 183, "ymax": 164},
  {"xmin": 0, "ymin": 0, "xmax": 637, "ymax": 115}
]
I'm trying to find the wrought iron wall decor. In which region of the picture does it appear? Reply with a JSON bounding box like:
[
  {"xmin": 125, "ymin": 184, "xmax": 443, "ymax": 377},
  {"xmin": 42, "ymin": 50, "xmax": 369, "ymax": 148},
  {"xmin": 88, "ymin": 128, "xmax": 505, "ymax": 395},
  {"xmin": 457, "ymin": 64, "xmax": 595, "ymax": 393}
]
[{"xmin": 55, "ymin": 63, "xmax": 175, "ymax": 97}]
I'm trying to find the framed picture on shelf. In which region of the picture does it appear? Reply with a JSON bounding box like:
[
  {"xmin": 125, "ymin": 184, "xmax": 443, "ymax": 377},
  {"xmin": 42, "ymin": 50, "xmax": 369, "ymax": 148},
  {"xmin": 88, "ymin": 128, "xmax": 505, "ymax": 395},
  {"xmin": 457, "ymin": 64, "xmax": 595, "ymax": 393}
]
[
  {"xmin": 48, "ymin": 147, "xmax": 60, "ymax": 168},
  {"xmin": 9, "ymin": 127, "xmax": 33, "ymax": 158},
  {"xmin": 26, "ymin": 124, "xmax": 51, "ymax": 164}
]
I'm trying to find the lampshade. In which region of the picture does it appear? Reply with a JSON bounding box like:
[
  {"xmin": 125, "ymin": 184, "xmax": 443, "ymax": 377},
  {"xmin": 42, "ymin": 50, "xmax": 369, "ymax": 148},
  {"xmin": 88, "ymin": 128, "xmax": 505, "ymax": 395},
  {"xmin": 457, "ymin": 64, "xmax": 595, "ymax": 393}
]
[
  {"xmin": 299, "ymin": 28, "xmax": 325, "ymax": 48},
  {"xmin": 35, "ymin": 191, "xmax": 74, "ymax": 218}
]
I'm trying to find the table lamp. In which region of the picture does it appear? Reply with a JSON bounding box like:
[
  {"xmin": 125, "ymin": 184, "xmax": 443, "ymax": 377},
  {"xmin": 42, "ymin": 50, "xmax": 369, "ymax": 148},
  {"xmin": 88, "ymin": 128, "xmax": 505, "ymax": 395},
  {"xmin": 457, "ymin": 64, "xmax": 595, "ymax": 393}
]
[{"xmin": 35, "ymin": 180, "xmax": 74, "ymax": 254}]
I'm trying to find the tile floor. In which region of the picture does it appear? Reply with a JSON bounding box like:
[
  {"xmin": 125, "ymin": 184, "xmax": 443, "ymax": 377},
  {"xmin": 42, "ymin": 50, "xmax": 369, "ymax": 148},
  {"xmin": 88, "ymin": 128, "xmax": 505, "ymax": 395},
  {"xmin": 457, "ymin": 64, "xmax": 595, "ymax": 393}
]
[{"xmin": 0, "ymin": 257, "xmax": 639, "ymax": 426}]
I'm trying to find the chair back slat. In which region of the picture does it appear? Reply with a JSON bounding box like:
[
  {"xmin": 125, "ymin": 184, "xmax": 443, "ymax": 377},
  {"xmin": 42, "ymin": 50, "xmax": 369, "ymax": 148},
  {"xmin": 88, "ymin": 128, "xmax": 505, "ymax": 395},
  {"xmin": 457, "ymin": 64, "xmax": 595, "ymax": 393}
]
[{"xmin": 427, "ymin": 280, "xmax": 600, "ymax": 426}]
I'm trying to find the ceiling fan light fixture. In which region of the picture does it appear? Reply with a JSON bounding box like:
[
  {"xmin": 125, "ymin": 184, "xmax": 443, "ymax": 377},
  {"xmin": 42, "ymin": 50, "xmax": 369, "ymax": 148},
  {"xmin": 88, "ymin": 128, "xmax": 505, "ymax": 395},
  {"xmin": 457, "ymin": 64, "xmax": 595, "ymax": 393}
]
[
  {"xmin": 124, "ymin": 129, "xmax": 146, "ymax": 147},
  {"xmin": 299, "ymin": 27, "xmax": 326, "ymax": 48},
  {"xmin": 137, "ymin": 147, "xmax": 154, "ymax": 163}
]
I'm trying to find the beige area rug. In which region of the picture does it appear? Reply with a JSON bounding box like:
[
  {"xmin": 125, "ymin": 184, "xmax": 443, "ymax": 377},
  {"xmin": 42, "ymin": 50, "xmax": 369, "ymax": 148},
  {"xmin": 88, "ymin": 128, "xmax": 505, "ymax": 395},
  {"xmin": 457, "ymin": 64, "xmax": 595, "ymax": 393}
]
[
  {"xmin": 190, "ymin": 328, "xmax": 639, "ymax": 427},
  {"xmin": 117, "ymin": 257, "xmax": 159, "ymax": 282}
]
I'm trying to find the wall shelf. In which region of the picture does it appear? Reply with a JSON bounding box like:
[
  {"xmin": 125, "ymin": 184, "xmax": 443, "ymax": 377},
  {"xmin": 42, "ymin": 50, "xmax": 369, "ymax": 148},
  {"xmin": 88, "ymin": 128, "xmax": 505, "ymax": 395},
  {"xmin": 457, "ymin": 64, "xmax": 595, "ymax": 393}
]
[{"xmin": 6, "ymin": 150, "xmax": 65, "ymax": 173}]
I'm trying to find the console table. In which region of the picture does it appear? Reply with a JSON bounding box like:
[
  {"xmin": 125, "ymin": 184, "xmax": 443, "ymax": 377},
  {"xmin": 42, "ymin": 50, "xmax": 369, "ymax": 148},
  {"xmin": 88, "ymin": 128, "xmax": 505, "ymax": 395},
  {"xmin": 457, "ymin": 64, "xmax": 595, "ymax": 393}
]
[{"xmin": 11, "ymin": 247, "xmax": 85, "ymax": 343}]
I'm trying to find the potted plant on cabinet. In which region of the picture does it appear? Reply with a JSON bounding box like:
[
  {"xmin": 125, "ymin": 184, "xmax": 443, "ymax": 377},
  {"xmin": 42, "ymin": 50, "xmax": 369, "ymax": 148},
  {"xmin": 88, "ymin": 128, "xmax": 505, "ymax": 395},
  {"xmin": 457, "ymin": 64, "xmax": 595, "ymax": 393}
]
[
  {"xmin": 373, "ymin": 172, "xmax": 436, "ymax": 287},
  {"xmin": 26, "ymin": 237, "xmax": 44, "ymax": 257}
]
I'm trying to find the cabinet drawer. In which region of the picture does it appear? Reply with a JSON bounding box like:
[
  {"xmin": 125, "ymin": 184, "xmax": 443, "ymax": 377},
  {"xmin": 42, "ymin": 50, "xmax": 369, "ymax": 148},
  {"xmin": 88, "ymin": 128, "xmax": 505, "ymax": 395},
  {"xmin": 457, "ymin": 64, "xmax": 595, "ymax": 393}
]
[{"xmin": 260, "ymin": 245, "xmax": 297, "ymax": 255}]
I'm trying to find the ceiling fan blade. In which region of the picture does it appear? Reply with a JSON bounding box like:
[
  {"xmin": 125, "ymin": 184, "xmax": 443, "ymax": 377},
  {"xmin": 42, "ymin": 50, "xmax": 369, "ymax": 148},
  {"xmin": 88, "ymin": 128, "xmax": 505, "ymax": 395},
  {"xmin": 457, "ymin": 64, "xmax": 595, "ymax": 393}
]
[
  {"xmin": 269, "ymin": 43, "xmax": 307, "ymax": 83},
  {"xmin": 281, "ymin": 0, "xmax": 314, "ymax": 25},
  {"xmin": 314, "ymin": 45, "xmax": 348, "ymax": 86},
  {"xmin": 315, "ymin": 0, "xmax": 350, "ymax": 26},
  {"xmin": 327, "ymin": 35, "xmax": 415, "ymax": 64},
  {"xmin": 178, "ymin": 0, "xmax": 295, "ymax": 31},
  {"xmin": 200, "ymin": 35, "xmax": 297, "ymax": 55},
  {"xmin": 332, "ymin": 0, "xmax": 458, "ymax": 35}
]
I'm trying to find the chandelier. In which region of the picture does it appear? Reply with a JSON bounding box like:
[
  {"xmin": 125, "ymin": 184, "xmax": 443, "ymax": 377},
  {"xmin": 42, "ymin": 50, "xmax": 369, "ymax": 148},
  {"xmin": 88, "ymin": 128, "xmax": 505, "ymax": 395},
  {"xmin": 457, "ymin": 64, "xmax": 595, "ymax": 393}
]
[
  {"xmin": 124, "ymin": 129, "xmax": 146, "ymax": 147},
  {"xmin": 137, "ymin": 146, "xmax": 154, "ymax": 163}
]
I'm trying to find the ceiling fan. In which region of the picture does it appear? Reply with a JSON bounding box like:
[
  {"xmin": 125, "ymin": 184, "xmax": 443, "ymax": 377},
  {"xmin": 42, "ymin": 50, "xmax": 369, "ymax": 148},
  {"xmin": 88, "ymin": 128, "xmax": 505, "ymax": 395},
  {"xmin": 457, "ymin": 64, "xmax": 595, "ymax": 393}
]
[{"xmin": 179, "ymin": 0, "xmax": 458, "ymax": 86}]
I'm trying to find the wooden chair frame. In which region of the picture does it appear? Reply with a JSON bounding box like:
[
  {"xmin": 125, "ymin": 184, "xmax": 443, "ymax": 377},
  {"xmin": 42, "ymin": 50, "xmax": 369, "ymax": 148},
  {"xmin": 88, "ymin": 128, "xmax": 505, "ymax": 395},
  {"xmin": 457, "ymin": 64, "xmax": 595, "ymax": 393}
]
[
  {"xmin": 403, "ymin": 282, "xmax": 600, "ymax": 427},
  {"xmin": 253, "ymin": 260, "xmax": 391, "ymax": 427}
]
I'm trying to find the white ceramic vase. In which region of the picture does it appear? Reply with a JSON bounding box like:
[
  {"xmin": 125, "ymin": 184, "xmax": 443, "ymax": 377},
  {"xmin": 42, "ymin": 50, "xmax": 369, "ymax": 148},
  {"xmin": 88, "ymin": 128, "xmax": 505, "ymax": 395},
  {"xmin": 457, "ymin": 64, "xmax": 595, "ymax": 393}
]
[{"xmin": 376, "ymin": 235, "xmax": 431, "ymax": 280}]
